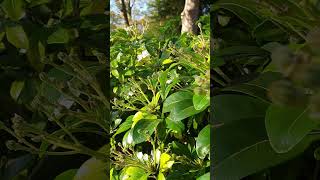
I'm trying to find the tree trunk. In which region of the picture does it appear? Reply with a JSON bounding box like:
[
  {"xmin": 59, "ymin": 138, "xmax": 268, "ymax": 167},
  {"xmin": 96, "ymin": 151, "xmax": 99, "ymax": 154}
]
[
  {"xmin": 120, "ymin": 0, "xmax": 130, "ymax": 26},
  {"xmin": 181, "ymin": 0, "xmax": 200, "ymax": 34}
]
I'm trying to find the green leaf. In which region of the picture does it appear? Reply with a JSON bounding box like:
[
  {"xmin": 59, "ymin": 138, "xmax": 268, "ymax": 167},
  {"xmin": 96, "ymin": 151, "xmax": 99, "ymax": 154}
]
[
  {"xmin": 160, "ymin": 153, "xmax": 174, "ymax": 172},
  {"xmin": 54, "ymin": 169, "xmax": 77, "ymax": 180},
  {"xmin": 157, "ymin": 172, "xmax": 166, "ymax": 180},
  {"xmin": 62, "ymin": 0, "xmax": 73, "ymax": 17},
  {"xmin": 74, "ymin": 157, "xmax": 108, "ymax": 180},
  {"xmin": 213, "ymin": 94, "xmax": 269, "ymax": 125},
  {"xmin": 162, "ymin": 58, "xmax": 173, "ymax": 65},
  {"xmin": 38, "ymin": 141, "xmax": 50, "ymax": 158},
  {"xmin": 26, "ymin": 39, "xmax": 45, "ymax": 71},
  {"xmin": 122, "ymin": 167, "xmax": 148, "ymax": 180},
  {"xmin": 196, "ymin": 125, "xmax": 210, "ymax": 159},
  {"xmin": 265, "ymin": 104, "xmax": 317, "ymax": 153},
  {"xmin": 47, "ymin": 28, "xmax": 70, "ymax": 44},
  {"xmin": 113, "ymin": 115, "xmax": 133, "ymax": 137},
  {"xmin": 197, "ymin": 172, "xmax": 210, "ymax": 180},
  {"xmin": 222, "ymin": 72, "xmax": 282, "ymax": 102},
  {"xmin": 1, "ymin": 0, "xmax": 26, "ymax": 21},
  {"xmin": 10, "ymin": 80, "xmax": 25, "ymax": 101},
  {"xmin": 6, "ymin": 25, "xmax": 29, "ymax": 49},
  {"xmin": 214, "ymin": 135, "xmax": 320, "ymax": 180},
  {"xmin": 166, "ymin": 117, "xmax": 185, "ymax": 134},
  {"xmin": 193, "ymin": 93, "xmax": 210, "ymax": 111},
  {"xmin": 163, "ymin": 91, "xmax": 201, "ymax": 121},
  {"xmin": 132, "ymin": 119, "xmax": 160, "ymax": 144}
]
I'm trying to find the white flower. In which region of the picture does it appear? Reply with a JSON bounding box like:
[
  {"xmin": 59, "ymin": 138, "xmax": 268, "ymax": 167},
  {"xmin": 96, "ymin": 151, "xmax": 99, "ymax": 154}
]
[
  {"xmin": 137, "ymin": 152, "xmax": 143, "ymax": 160},
  {"xmin": 19, "ymin": 49, "xmax": 27, "ymax": 54},
  {"xmin": 178, "ymin": 66, "xmax": 182, "ymax": 70},
  {"xmin": 128, "ymin": 91, "xmax": 133, "ymax": 96},
  {"xmin": 143, "ymin": 154, "xmax": 149, "ymax": 161},
  {"xmin": 137, "ymin": 50, "xmax": 150, "ymax": 61},
  {"xmin": 127, "ymin": 131, "xmax": 133, "ymax": 144},
  {"xmin": 166, "ymin": 79, "xmax": 172, "ymax": 84},
  {"xmin": 153, "ymin": 149, "xmax": 161, "ymax": 164}
]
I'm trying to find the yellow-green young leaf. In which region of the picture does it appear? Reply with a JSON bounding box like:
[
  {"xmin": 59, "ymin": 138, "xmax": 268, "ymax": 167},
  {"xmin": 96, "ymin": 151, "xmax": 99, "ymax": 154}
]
[
  {"xmin": 111, "ymin": 69, "xmax": 119, "ymax": 78},
  {"xmin": 151, "ymin": 92, "xmax": 161, "ymax": 106},
  {"xmin": 196, "ymin": 172, "xmax": 210, "ymax": 180},
  {"xmin": 132, "ymin": 111, "xmax": 144, "ymax": 127},
  {"xmin": 160, "ymin": 153, "xmax": 174, "ymax": 172},
  {"xmin": 123, "ymin": 167, "xmax": 149, "ymax": 180},
  {"xmin": 157, "ymin": 172, "xmax": 166, "ymax": 180},
  {"xmin": 1, "ymin": 0, "xmax": 26, "ymax": 21},
  {"xmin": 74, "ymin": 157, "xmax": 108, "ymax": 180},
  {"xmin": 162, "ymin": 58, "xmax": 173, "ymax": 65},
  {"xmin": 10, "ymin": 81, "xmax": 25, "ymax": 101},
  {"xmin": 6, "ymin": 25, "xmax": 29, "ymax": 49},
  {"xmin": 54, "ymin": 169, "xmax": 77, "ymax": 180}
]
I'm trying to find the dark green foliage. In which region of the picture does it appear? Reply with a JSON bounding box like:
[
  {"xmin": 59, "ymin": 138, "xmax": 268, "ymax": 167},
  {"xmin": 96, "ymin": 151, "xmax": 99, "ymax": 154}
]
[
  {"xmin": 0, "ymin": 0, "xmax": 109, "ymax": 179},
  {"xmin": 212, "ymin": 0, "xmax": 320, "ymax": 179}
]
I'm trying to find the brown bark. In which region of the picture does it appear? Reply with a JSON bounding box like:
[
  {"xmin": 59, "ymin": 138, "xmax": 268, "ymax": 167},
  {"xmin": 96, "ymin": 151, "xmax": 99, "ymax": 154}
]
[
  {"xmin": 120, "ymin": 0, "xmax": 130, "ymax": 26},
  {"xmin": 181, "ymin": 0, "xmax": 200, "ymax": 34}
]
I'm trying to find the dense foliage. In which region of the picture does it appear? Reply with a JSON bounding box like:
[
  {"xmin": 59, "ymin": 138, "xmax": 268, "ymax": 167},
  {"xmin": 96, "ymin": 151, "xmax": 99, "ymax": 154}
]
[
  {"xmin": 110, "ymin": 15, "xmax": 210, "ymax": 179},
  {"xmin": 212, "ymin": 0, "xmax": 320, "ymax": 179},
  {"xmin": 0, "ymin": 0, "xmax": 109, "ymax": 179}
]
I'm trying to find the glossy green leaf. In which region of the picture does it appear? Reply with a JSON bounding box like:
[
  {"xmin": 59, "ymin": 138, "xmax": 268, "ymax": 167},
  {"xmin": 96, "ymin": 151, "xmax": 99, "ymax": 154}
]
[
  {"xmin": 213, "ymin": 94, "xmax": 269, "ymax": 125},
  {"xmin": 196, "ymin": 172, "xmax": 210, "ymax": 180},
  {"xmin": 157, "ymin": 172, "xmax": 166, "ymax": 180},
  {"xmin": 265, "ymin": 104, "xmax": 317, "ymax": 153},
  {"xmin": 214, "ymin": 135, "xmax": 320, "ymax": 180},
  {"xmin": 113, "ymin": 115, "xmax": 133, "ymax": 137},
  {"xmin": 166, "ymin": 117, "xmax": 185, "ymax": 134},
  {"xmin": 47, "ymin": 28, "xmax": 70, "ymax": 44},
  {"xmin": 6, "ymin": 25, "xmax": 29, "ymax": 49},
  {"xmin": 196, "ymin": 125, "xmax": 210, "ymax": 159},
  {"xmin": 222, "ymin": 72, "xmax": 282, "ymax": 102},
  {"xmin": 54, "ymin": 169, "xmax": 77, "ymax": 180},
  {"xmin": 193, "ymin": 93, "xmax": 210, "ymax": 111},
  {"xmin": 163, "ymin": 91, "xmax": 201, "ymax": 121},
  {"xmin": 122, "ymin": 167, "xmax": 148, "ymax": 180},
  {"xmin": 1, "ymin": 0, "xmax": 26, "ymax": 21},
  {"xmin": 132, "ymin": 119, "xmax": 160, "ymax": 144},
  {"xmin": 10, "ymin": 80, "xmax": 25, "ymax": 101}
]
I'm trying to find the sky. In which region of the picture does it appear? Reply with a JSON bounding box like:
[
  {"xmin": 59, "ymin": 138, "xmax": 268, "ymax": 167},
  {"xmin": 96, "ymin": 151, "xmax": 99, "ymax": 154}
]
[{"xmin": 110, "ymin": 0, "xmax": 149, "ymax": 20}]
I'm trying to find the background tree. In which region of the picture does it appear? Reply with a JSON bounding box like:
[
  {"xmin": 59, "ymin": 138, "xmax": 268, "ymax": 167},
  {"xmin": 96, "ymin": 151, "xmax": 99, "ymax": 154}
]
[
  {"xmin": 115, "ymin": 0, "xmax": 135, "ymax": 26},
  {"xmin": 181, "ymin": 0, "xmax": 200, "ymax": 34}
]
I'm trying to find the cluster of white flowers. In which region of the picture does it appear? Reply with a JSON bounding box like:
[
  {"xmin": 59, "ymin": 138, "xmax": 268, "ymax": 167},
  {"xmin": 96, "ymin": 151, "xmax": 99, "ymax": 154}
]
[
  {"xmin": 137, "ymin": 50, "xmax": 150, "ymax": 61},
  {"xmin": 136, "ymin": 151, "xmax": 149, "ymax": 162}
]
